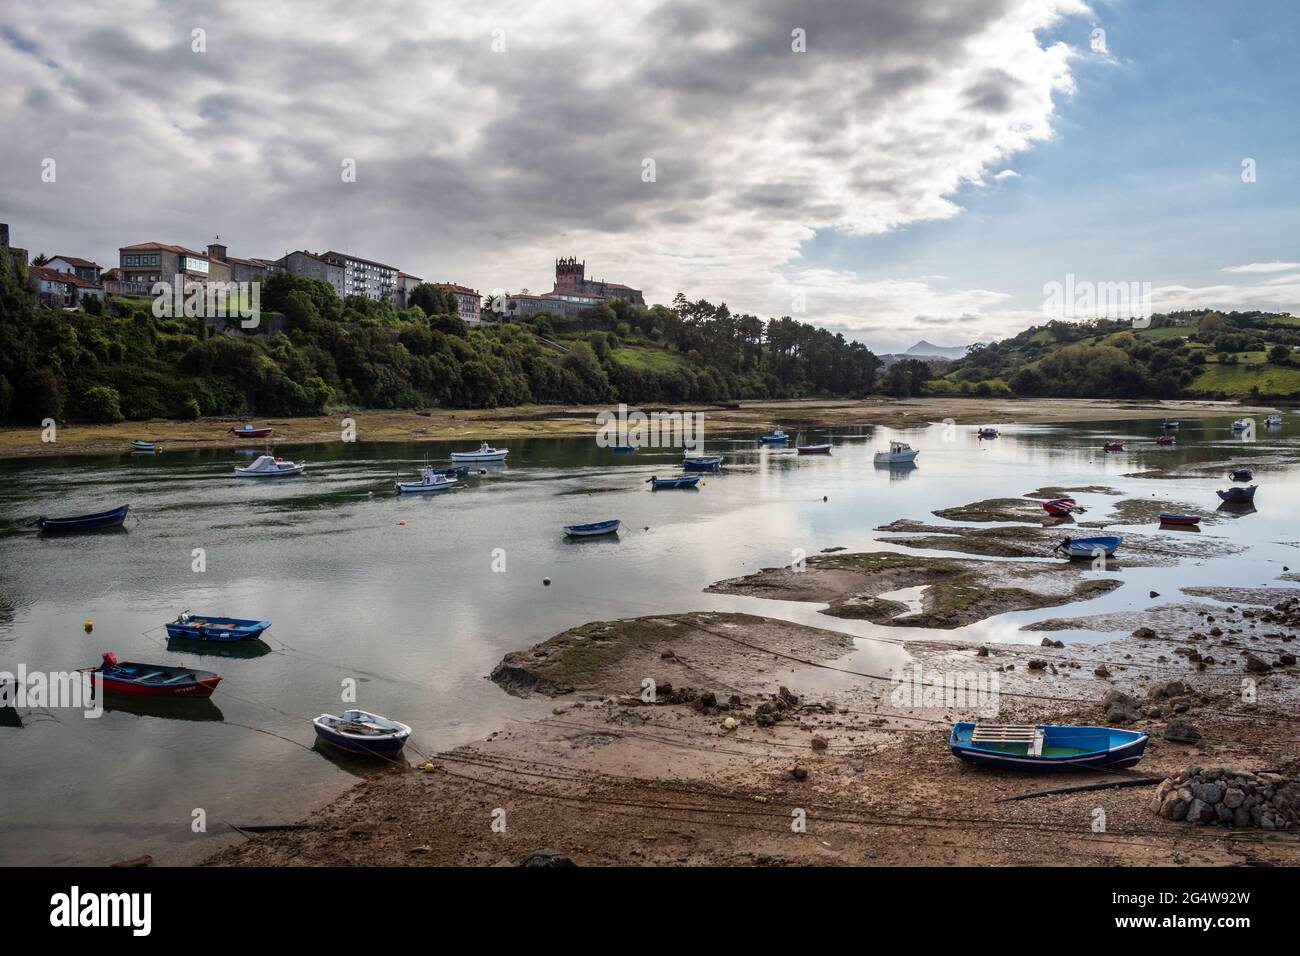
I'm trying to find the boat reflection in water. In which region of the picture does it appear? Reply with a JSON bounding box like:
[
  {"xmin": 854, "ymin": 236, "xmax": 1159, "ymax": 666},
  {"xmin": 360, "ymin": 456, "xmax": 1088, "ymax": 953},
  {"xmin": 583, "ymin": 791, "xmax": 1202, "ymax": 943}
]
[
  {"xmin": 1216, "ymin": 501, "xmax": 1259, "ymax": 518},
  {"xmin": 99, "ymin": 694, "xmax": 225, "ymax": 723},
  {"xmin": 166, "ymin": 637, "xmax": 273, "ymax": 660}
]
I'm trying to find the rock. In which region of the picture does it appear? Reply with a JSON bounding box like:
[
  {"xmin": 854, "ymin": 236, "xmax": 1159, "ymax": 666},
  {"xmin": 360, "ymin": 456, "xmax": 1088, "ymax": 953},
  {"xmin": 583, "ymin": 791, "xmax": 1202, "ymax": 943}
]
[
  {"xmin": 1149, "ymin": 590, "xmax": 1160, "ymax": 598},
  {"xmin": 1094, "ymin": 664, "xmax": 1111, "ymax": 678},
  {"xmin": 811, "ymin": 735, "xmax": 828, "ymax": 751},
  {"xmin": 1164, "ymin": 719, "xmax": 1202, "ymax": 743},
  {"xmin": 1223, "ymin": 787, "xmax": 1245, "ymax": 809},
  {"xmin": 1132, "ymin": 627, "xmax": 1158, "ymax": 640},
  {"xmin": 110, "ymin": 855, "xmax": 153, "ymax": 867},
  {"xmin": 1186, "ymin": 798, "xmax": 1214, "ymax": 824},
  {"xmin": 1101, "ymin": 689, "xmax": 1141, "ymax": 724},
  {"xmin": 1243, "ymin": 652, "xmax": 1271, "ymax": 674},
  {"xmin": 1158, "ymin": 792, "xmax": 1189, "ymax": 821},
  {"xmin": 1279, "ymin": 653, "xmax": 1297, "ymax": 666},
  {"xmin": 1233, "ymin": 807, "xmax": 1252, "ymax": 827},
  {"xmin": 1190, "ymin": 782, "xmax": 1224, "ymax": 805},
  {"xmin": 1214, "ymin": 803, "xmax": 1234, "ymax": 824},
  {"xmin": 789, "ymin": 765, "xmax": 809, "ymax": 781},
  {"xmin": 976, "ymin": 647, "xmax": 989, "ymax": 657},
  {"xmin": 1149, "ymin": 679, "xmax": 1186, "ymax": 699},
  {"xmin": 1027, "ymin": 659, "xmax": 1048, "ymax": 671},
  {"xmin": 520, "ymin": 849, "xmax": 577, "ymax": 867}
]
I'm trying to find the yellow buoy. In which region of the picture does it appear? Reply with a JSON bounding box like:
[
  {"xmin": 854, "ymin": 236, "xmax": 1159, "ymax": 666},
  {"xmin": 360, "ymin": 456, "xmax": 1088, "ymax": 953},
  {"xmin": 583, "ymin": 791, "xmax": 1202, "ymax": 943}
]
[
  {"xmin": 83, "ymin": 619, "xmax": 94, "ymax": 632},
  {"xmin": 723, "ymin": 717, "xmax": 737, "ymax": 731}
]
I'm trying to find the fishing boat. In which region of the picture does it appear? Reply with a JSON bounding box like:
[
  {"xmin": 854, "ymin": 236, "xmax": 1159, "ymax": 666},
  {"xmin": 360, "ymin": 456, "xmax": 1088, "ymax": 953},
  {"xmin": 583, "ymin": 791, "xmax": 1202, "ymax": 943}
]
[
  {"xmin": 646, "ymin": 474, "xmax": 701, "ymax": 490},
  {"xmin": 165, "ymin": 611, "xmax": 271, "ymax": 643},
  {"xmin": 758, "ymin": 429, "xmax": 789, "ymax": 445},
  {"xmin": 32, "ymin": 504, "xmax": 130, "ymax": 534},
  {"xmin": 395, "ymin": 466, "xmax": 457, "ymax": 494},
  {"xmin": 1042, "ymin": 497, "xmax": 1079, "ymax": 516},
  {"xmin": 1229, "ymin": 467, "xmax": 1253, "ymax": 482},
  {"xmin": 949, "ymin": 723, "xmax": 1148, "ymax": 771},
  {"xmin": 313, "ymin": 709, "xmax": 411, "ymax": 756},
  {"xmin": 1162, "ymin": 419, "xmax": 1180, "ymax": 429},
  {"xmin": 1156, "ymin": 435, "xmax": 1176, "ymax": 446},
  {"xmin": 1265, "ymin": 414, "xmax": 1283, "ymax": 427},
  {"xmin": 86, "ymin": 652, "xmax": 222, "ymax": 698},
  {"xmin": 1217, "ymin": 485, "xmax": 1257, "ymax": 503},
  {"xmin": 450, "ymin": 442, "xmax": 508, "ymax": 462},
  {"xmin": 234, "ymin": 454, "xmax": 305, "ymax": 477},
  {"xmin": 976, "ymin": 427, "xmax": 999, "ymax": 439},
  {"xmin": 228, "ymin": 423, "xmax": 273, "ymax": 438},
  {"xmin": 682, "ymin": 455, "xmax": 724, "ymax": 470},
  {"xmin": 796, "ymin": 444, "xmax": 832, "ymax": 455},
  {"xmin": 1102, "ymin": 440, "xmax": 1124, "ymax": 451},
  {"xmin": 129, "ymin": 440, "xmax": 157, "ymax": 452},
  {"xmin": 1158, "ymin": 513, "xmax": 1201, "ymax": 526},
  {"xmin": 1053, "ymin": 534, "xmax": 1122, "ymax": 559},
  {"xmin": 1231, "ymin": 418, "xmax": 1253, "ymax": 432},
  {"xmin": 564, "ymin": 519, "xmax": 621, "ymax": 537},
  {"xmin": 873, "ymin": 441, "xmax": 919, "ymax": 464}
]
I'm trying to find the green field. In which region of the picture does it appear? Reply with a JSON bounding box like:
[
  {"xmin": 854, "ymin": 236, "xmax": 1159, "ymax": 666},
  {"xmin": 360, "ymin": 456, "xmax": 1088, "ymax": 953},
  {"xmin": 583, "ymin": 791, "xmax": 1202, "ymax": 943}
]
[
  {"xmin": 610, "ymin": 344, "xmax": 691, "ymax": 374},
  {"xmin": 1188, "ymin": 361, "xmax": 1300, "ymax": 397}
]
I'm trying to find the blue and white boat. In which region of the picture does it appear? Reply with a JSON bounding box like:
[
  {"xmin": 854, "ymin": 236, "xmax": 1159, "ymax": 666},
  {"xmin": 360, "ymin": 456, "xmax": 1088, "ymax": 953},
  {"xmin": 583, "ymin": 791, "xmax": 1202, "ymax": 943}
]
[
  {"xmin": 682, "ymin": 455, "xmax": 723, "ymax": 470},
  {"xmin": 1265, "ymin": 414, "xmax": 1283, "ymax": 427},
  {"xmin": 165, "ymin": 611, "xmax": 271, "ymax": 643},
  {"xmin": 234, "ymin": 454, "xmax": 305, "ymax": 477},
  {"xmin": 129, "ymin": 440, "xmax": 157, "ymax": 452},
  {"xmin": 611, "ymin": 444, "xmax": 637, "ymax": 454},
  {"xmin": 646, "ymin": 474, "xmax": 701, "ymax": 490},
  {"xmin": 564, "ymin": 519, "xmax": 621, "ymax": 537},
  {"xmin": 313, "ymin": 709, "xmax": 411, "ymax": 756},
  {"xmin": 396, "ymin": 466, "xmax": 458, "ymax": 494},
  {"xmin": 1053, "ymin": 534, "xmax": 1122, "ymax": 559},
  {"xmin": 33, "ymin": 504, "xmax": 130, "ymax": 534},
  {"xmin": 450, "ymin": 442, "xmax": 508, "ymax": 462},
  {"xmin": 1231, "ymin": 418, "xmax": 1253, "ymax": 432},
  {"xmin": 950, "ymin": 723, "xmax": 1148, "ymax": 771},
  {"xmin": 758, "ymin": 429, "xmax": 788, "ymax": 445}
]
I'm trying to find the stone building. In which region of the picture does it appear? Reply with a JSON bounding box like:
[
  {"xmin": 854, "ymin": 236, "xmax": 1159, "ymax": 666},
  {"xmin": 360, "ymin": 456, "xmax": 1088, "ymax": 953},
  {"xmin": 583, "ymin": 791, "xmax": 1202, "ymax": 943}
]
[{"xmin": 434, "ymin": 282, "xmax": 482, "ymax": 325}]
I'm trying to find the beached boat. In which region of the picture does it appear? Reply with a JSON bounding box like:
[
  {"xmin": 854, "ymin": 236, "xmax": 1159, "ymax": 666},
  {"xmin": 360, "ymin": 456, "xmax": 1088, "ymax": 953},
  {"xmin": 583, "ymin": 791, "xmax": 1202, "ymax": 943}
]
[
  {"xmin": 1102, "ymin": 440, "xmax": 1125, "ymax": 451},
  {"xmin": 313, "ymin": 709, "xmax": 411, "ymax": 756},
  {"xmin": 234, "ymin": 454, "xmax": 305, "ymax": 477},
  {"xmin": 1054, "ymin": 534, "xmax": 1122, "ymax": 559},
  {"xmin": 682, "ymin": 455, "xmax": 724, "ymax": 470},
  {"xmin": 1231, "ymin": 418, "xmax": 1253, "ymax": 432},
  {"xmin": 646, "ymin": 474, "xmax": 701, "ymax": 490},
  {"xmin": 758, "ymin": 430, "xmax": 789, "ymax": 445},
  {"xmin": 1158, "ymin": 513, "xmax": 1201, "ymax": 526},
  {"xmin": 873, "ymin": 441, "xmax": 919, "ymax": 464},
  {"xmin": 564, "ymin": 519, "xmax": 621, "ymax": 537},
  {"xmin": 165, "ymin": 612, "xmax": 271, "ymax": 643},
  {"xmin": 1156, "ymin": 435, "xmax": 1175, "ymax": 446},
  {"xmin": 1265, "ymin": 414, "xmax": 1283, "ymax": 427},
  {"xmin": 976, "ymin": 427, "xmax": 999, "ymax": 438},
  {"xmin": 129, "ymin": 440, "xmax": 157, "ymax": 451},
  {"xmin": 87, "ymin": 652, "xmax": 222, "ymax": 698},
  {"xmin": 1217, "ymin": 485, "xmax": 1257, "ymax": 503},
  {"xmin": 796, "ymin": 444, "xmax": 832, "ymax": 455},
  {"xmin": 949, "ymin": 723, "xmax": 1148, "ymax": 771},
  {"xmin": 395, "ymin": 466, "xmax": 458, "ymax": 494},
  {"xmin": 1042, "ymin": 497, "xmax": 1079, "ymax": 516},
  {"xmin": 450, "ymin": 442, "xmax": 508, "ymax": 462},
  {"xmin": 228, "ymin": 423, "xmax": 273, "ymax": 438},
  {"xmin": 33, "ymin": 504, "xmax": 130, "ymax": 534},
  {"xmin": 1229, "ymin": 467, "xmax": 1253, "ymax": 482}
]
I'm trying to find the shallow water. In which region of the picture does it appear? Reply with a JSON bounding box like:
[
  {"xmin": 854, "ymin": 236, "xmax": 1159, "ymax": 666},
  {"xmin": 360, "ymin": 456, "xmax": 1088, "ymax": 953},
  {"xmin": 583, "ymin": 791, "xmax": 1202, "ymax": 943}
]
[{"xmin": 1, "ymin": 413, "xmax": 1298, "ymax": 864}]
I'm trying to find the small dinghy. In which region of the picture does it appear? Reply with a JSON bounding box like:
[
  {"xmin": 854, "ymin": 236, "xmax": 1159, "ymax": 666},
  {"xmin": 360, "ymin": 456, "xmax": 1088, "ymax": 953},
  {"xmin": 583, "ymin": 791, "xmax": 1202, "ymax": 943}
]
[
  {"xmin": 450, "ymin": 442, "xmax": 508, "ymax": 462},
  {"xmin": 874, "ymin": 441, "xmax": 919, "ymax": 464},
  {"xmin": 314, "ymin": 709, "xmax": 411, "ymax": 756},
  {"xmin": 564, "ymin": 519, "xmax": 621, "ymax": 537},
  {"xmin": 1231, "ymin": 418, "xmax": 1253, "ymax": 432},
  {"xmin": 1102, "ymin": 439, "xmax": 1125, "ymax": 451},
  {"xmin": 758, "ymin": 429, "xmax": 789, "ymax": 445},
  {"xmin": 229, "ymin": 423, "xmax": 273, "ymax": 438},
  {"xmin": 977, "ymin": 427, "xmax": 999, "ymax": 439},
  {"xmin": 1265, "ymin": 414, "xmax": 1283, "ymax": 427},
  {"xmin": 1042, "ymin": 497, "xmax": 1080, "ymax": 516},
  {"xmin": 1156, "ymin": 435, "xmax": 1176, "ymax": 446},
  {"xmin": 646, "ymin": 474, "xmax": 701, "ymax": 490},
  {"xmin": 1162, "ymin": 419, "xmax": 1179, "ymax": 429},
  {"xmin": 1229, "ymin": 467, "xmax": 1253, "ymax": 482},
  {"xmin": 611, "ymin": 444, "xmax": 637, "ymax": 453},
  {"xmin": 950, "ymin": 723, "xmax": 1148, "ymax": 771},
  {"xmin": 33, "ymin": 504, "xmax": 130, "ymax": 534},
  {"xmin": 1158, "ymin": 513, "xmax": 1201, "ymax": 526},
  {"xmin": 234, "ymin": 454, "xmax": 305, "ymax": 477},
  {"xmin": 682, "ymin": 455, "xmax": 724, "ymax": 470},
  {"xmin": 797, "ymin": 443, "xmax": 832, "ymax": 455},
  {"xmin": 129, "ymin": 440, "xmax": 157, "ymax": 451},
  {"xmin": 396, "ymin": 466, "xmax": 458, "ymax": 494},
  {"xmin": 1217, "ymin": 485, "xmax": 1257, "ymax": 503},
  {"xmin": 1054, "ymin": 534, "xmax": 1122, "ymax": 559},
  {"xmin": 165, "ymin": 611, "xmax": 271, "ymax": 643},
  {"xmin": 87, "ymin": 652, "xmax": 222, "ymax": 698}
]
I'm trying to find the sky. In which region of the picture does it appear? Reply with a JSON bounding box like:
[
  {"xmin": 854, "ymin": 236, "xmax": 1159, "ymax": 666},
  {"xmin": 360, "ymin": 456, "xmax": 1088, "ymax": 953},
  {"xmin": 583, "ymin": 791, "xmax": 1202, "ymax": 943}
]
[{"xmin": 2, "ymin": 0, "xmax": 1298, "ymax": 354}]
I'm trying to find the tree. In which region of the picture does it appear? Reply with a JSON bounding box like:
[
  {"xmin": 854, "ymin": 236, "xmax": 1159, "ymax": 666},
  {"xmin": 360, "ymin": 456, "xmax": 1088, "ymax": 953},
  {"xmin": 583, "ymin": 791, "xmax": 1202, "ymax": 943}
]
[{"xmin": 1268, "ymin": 344, "xmax": 1291, "ymax": 365}]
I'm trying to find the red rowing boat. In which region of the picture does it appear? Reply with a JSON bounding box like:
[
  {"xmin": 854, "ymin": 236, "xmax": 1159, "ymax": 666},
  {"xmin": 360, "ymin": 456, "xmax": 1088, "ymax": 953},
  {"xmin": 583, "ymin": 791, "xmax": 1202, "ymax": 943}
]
[
  {"xmin": 229, "ymin": 424, "xmax": 273, "ymax": 438},
  {"xmin": 1102, "ymin": 440, "xmax": 1125, "ymax": 451},
  {"xmin": 87, "ymin": 653, "xmax": 222, "ymax": 698},
  {"xmin": 1156, "ymin": 435, "xmax": 1175, "ymax": 446},
  {"xmin": 1043, "ymin": 498, "xmax": 1078, "ymax": 516},
  {"xmin": 796, "ymin": 444, "xmax": 832, "ymax": 455}
]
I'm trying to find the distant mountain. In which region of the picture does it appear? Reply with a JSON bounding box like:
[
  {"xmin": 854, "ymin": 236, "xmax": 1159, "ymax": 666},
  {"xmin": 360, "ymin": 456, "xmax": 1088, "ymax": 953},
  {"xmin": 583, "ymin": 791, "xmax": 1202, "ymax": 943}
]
[{"xmin": 904, "ymin": 339, "xmax": 975, "ymax": 360}]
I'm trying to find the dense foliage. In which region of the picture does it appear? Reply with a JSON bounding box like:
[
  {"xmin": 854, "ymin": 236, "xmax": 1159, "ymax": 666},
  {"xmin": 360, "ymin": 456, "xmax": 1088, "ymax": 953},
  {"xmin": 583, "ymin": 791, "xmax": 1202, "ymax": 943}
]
[{"xmin": 0, "ymin": 254, "xmax": 883, "ymax": 425}]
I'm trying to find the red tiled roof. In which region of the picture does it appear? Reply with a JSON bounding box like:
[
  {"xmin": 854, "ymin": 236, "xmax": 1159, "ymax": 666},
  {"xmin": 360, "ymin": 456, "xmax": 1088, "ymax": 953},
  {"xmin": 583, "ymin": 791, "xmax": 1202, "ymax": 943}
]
[
  {"xmin": 50, "ymin": 255, "xmax": 101, "ymax": 269},
  {"xmin": 31, "ymin": 266, "xmax": 101, "ymax": 289},
  {"xmin": 435, "ymin": 282, "xmax": 480, "ymax": 296},
  {"xmin": 120, "ymin": 241, "xmax": 205, "ymax": 256}
]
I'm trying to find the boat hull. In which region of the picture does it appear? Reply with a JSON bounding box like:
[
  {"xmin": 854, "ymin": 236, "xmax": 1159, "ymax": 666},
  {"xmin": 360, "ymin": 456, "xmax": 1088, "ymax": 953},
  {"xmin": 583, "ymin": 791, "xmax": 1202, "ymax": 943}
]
[
  {"xmin": 648, "ymin": 476, "xmax": 701, "ymax": 490},
  {"xmin": 565, "ymin": 520, "xmax": 621, "ymax": 536},
  {"xmin": 1217, "ymin": 485, "xmax": 1257, "ymax": 502},
  {"xmin": 950, "ymin": 723, "xmax": 1148, "ymax": 772},
  {"xmin": 796, "ymin": 445, "xmax": 832, "ymax": 455},
  {"xmin": 234, "ymin": 464, "xmax": 305, "ymax": 477},
  {"xmin": 1057, "ymin": 535, "xmax": 1122, "ymax": 559},
  {"xmin": 313, "ymin": 711, "xmax": 411, "ymax": 756},
  {"xmin": 165, "ymin": 616, "xmax": 270, "ymax": 643},
  {"xmin": 682, "ymin": 456, "xmax": 723, "ymax": 470},
  {"xmin": 91, "ymin": 663, "xmax": 222, "ymax": 698},
  {"xmin": 1158, "ymin": 514, "xmax": 1200, "ymax": 526},
  {"xmin": 36, "ymin": 504, "xmax": 130, "ymax": 533},
  {"xmin": 395, "ymin": 479, "xmax": 456, "ymax": 493},
  {"xmin": 229, "ymin": 427, "xmax": 272, "ymax": 438}
]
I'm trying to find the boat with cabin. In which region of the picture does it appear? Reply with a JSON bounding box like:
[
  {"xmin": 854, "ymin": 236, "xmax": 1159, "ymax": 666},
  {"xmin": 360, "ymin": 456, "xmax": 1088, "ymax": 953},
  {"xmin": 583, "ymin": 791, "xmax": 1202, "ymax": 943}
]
[
  {"xmin": 1217, "ymin": 485, "xmax": 1257, "ymax": 503},
  {"xmin": 450, "ymin": 442, "xmax": 508, "ymax": 462},
  {"xmin": 758, "ymin": 429, "xmax": 789, "ymax": 445},
  {"xmin": 396, "ymin": 466, "xmax": 458, "ymax": 494},
  {"xmin": 1231, "ymin": 418, "xmax": 1253, "ymax": 432},
  {"xmin": 873, "ymin": 441, "xmax": 919, "ymax": 464},
  {"xmin": 234, "ymin": 454, "xmax": 305, "ymax": 477}
]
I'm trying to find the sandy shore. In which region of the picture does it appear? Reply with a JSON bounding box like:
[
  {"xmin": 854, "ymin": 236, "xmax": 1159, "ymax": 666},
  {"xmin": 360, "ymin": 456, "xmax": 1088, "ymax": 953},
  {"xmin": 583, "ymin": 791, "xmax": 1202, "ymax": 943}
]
[
  {"xmin": 0, "ymin": 396, "xmax": 1272, "ymax": 460},
  {"xmin": 206, "ymin": 488, "xmax": 1300, "ymax": 868}
]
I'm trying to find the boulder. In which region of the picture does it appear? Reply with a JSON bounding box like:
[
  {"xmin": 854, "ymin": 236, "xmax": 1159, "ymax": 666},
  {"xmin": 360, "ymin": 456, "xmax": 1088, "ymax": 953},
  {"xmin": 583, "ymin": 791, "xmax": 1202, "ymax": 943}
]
[
  {"xmin": 520, "ymin": 849, "xmax": 577, "ymax": 867},
  {"xmin": 1101, "ymin": 689, "xmax": 1141, "ymax": 724},
  {"xmin": 1163, "ymin": 719, "xmax": 1202, "ymax": 744}
]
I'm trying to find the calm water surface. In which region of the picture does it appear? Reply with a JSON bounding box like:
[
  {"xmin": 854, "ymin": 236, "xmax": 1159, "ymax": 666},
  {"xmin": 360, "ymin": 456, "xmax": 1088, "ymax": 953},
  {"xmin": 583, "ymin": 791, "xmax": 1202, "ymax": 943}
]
[{"xmin": 2, "ymin": 414, "xmax": 1299, "ymax": 864}]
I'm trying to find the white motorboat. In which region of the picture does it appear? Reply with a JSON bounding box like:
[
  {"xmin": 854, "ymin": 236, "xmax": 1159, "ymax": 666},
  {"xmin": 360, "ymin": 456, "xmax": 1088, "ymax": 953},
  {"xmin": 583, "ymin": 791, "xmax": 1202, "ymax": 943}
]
[
  {"xmin": 1231, "ymin": 418, "xmax": 1253, "ymax": 432},
  {"xmin": 1265, "ymin": 414, "xmax": 1283, "ymax": 427},
  {"xmin": 874, "ymin": 441, "xmax": 919, "ymax": 464},
  {"xmin": 450, "ymin": 442, "xmax": 508, "ymax": 462},
  {"xmin": 234, "ymin": 454, "xmax": 306, "ymax": 477},
  {"xmin": 396, "ymin": 466, "xmax": 458, "ymax": 494}
]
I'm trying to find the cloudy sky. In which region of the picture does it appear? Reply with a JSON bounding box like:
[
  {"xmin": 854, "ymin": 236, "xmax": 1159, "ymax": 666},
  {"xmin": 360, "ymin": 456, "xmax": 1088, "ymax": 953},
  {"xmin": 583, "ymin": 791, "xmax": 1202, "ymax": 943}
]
[{"xmin": 2, "ymin": 0, "xmax": 1297, "ymax": 353}]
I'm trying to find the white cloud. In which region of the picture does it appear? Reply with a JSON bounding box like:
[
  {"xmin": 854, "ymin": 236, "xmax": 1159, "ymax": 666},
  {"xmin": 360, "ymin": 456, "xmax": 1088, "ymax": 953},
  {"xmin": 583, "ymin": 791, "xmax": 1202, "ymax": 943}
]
[
  {"xmin": 993, "ymin": 169, "xmax": 1021, "ymax": 180},
  {"xmin": 1220, "ymin": 261, "xmax": 1300, "ymax": 274}
]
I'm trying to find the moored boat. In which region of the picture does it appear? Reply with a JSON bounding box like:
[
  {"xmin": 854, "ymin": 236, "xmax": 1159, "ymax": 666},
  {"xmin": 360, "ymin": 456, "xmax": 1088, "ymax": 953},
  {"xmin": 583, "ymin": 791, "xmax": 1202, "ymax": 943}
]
[
  {"xmin": 564, "ymin": 519, "xmax": 621, "ymax": 537},
  {"xmin": 395, "ymin": 466, "xmax": 458, "ymax": 494},
  {"xmin": 796, "ymin": 444, "xmax": 832, "ymax": 455},
  {"xmin": 611, "ymin": 444, "xmax": 637, "ymax": 453},
  {"xmin": 1158, "ymin": 513, "xmax": 1201, "ymax": 526},
  {"xmin": 1042, "ymin": 497, "xmax": 1079, "ymax": 516},
  {"xmin": 87, "ymin": 652, "xmax": 222, "ymax": 698},
  {"xmin": 450, "ymin": 442, "xmax": 508, "ymax": 462},
  {"xmin": 646, "ymin": 474, "xmax": 701, "ymax": 490},
  {"xmin": 758, "ymin": 429, "xmax": 789, "ymax": 445},
  {"xmin": 1156, "ymin": 435, "xmax": 1175, "ymax": 446},
  {"xmin": 682, "ymin": 454, "xmax": 724, "ymax": 470},
  {"xmin": 228, "ymin": 423, "xmax": 273, "ymax": 438},
  {"xmin": 873, "ymin": 441, "xmax": 919, "ymax": 464},
  {"xmin": 950, "ymin": 723, "xmax": 1148, "ymax": 771},
  {"xmin": 234, "ymin": 454, "xmax": 305, "ymax": 477},
  {"xmin": 313, "ymin": 709, "xmax": 411, "ymax": 756},
  {"xmin": 32, "ymin": 504, "xmax": 130, "ymax": 534},
  {"xmin": 976, "ymin": 427, "xmax": 999, "ymax": 439},
  {"xmin": 1265, "ymin": 414, "xmax": 1283, "ymax": 427},
  {"xmin": 1102, "ymin": 440, "xmax": 1125, "ymax": 451},
  {"xmin": 129, "ymin": 439, "xmax": 158, "ymax": 451},
  {"xmin": 1162, "ymin": 419, "xmax": 1179, "ymax": 429},
  {"xmin": 165, "ymin": 612, "xmax": 271, "ymax": 643},
  {"xmin": 1229, "ymin": 467, "xmax": 1253, "ymax": 482},
  {"xmin": 1231, "ymin": 418, "xmax": 1253, "ymax": 432},
  {"xmin": 1054, "ymin": 534, "xmax": 1122, "ymax": 559},
  {"xmin": 1217, "ymin": 485, "xmax": 1257, "ymax": 503}
]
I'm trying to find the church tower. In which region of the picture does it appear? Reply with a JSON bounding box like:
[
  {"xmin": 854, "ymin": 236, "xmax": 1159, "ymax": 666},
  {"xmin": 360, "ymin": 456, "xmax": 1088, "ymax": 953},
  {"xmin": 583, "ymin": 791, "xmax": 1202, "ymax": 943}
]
[{"xmin": 555, "ymin": 256, "xmax": 585, "ymax": 293}]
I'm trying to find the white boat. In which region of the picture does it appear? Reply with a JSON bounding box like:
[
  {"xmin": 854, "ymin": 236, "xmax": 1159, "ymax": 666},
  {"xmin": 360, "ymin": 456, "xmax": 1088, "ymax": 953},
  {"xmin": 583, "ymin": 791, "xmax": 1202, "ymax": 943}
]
[
  {"xmin": 1231, "ymin": 418, "xmax": 1253, "ymax": 432},
  {"xmin": 396, "ymin": 466, "xmax": 458, "ymax": 494},
  {"xmin": 1265, "ymin": 414, "xmax": 1283, "ymax": 427},
  {"xmin": 234, "ymin": 454, "xmax": 306, "ymax": 477},
  {"xmin": 450, "ymin": 442, "xmax": 508, "ymax": 462},
  {"xmin": 874, "ymin": 441, "xmax": 919, "ymax": 464},
  {"xmin": 313, "ymin": 709, "xmax": 411, "ymax": 756}
]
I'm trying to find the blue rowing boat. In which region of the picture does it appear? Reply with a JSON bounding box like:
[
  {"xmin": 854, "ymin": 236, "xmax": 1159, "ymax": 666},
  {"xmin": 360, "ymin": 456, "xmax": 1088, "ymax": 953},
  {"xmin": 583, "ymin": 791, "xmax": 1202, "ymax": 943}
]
[
  {"xmin": 33, "ymin": 504, "xmax": 129, "ymax": 534},
  {"xmin": 564, "ymin": 519, "xmax": 621, "ymax": 537},
  {"xmin": 611, "ymin": 444, "xmax": 637, "ymax": 454},
  {"xmin": 682, "ymin": 455, "xmax": 723, "ymax": 470},
  {"xmin": 313, "ymin": 709, "xmax": 411, "ymax": 756},
  {"xmin": 1053, "ymin": 534, "xmax": 1122, "ymax": 559},
  {"xmin": 1217, "ymin": 485, "xmax": 1257, "ymax": 503},
  {"xmin": 950, "ymin": 723, "xmax": 1148, "ymax": 771},
  {"xmin": 165, "ymin": 612, "xmax": 271, "ymax": 643},
  {"xmin": 757, "ymin": 430, "xmax": 788, "ymax": 445},
  {"xmin": 646, "ymin": 474, "xmax": 701, "ymax": 490}
]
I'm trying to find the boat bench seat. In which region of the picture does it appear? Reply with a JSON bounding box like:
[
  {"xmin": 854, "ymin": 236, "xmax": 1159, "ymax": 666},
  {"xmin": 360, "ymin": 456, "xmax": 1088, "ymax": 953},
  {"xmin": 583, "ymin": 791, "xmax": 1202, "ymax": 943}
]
[
  {"xmin": 162, "ymin": 673, "xmax": 194, "ymax": 684},
  {"xmin": 971, "ymin": 725, "xmax": 1044, "ymax": 756},
  {"xmin": 135, "ymin": 671, "xmax": 165, "ymax": 682}
]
